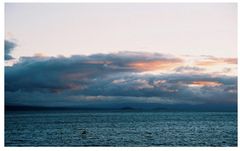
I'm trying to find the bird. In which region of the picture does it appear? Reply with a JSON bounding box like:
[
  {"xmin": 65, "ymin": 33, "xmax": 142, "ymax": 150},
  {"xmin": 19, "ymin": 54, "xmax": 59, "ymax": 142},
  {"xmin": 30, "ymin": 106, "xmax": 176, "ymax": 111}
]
[{"xmin": 81, "ymin": 129, "xmax": 87, "ymax": 135}]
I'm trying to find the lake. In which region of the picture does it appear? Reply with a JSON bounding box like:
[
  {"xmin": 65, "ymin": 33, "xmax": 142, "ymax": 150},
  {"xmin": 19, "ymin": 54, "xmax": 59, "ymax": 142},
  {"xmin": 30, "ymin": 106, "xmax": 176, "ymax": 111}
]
[{"xmin": 5, "ymin": 111, "xmax": 237, "ymax": 146}]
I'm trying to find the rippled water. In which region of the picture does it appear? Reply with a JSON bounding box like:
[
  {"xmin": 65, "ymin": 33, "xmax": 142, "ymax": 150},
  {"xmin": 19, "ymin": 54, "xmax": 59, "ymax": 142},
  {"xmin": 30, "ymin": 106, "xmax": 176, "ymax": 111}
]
[{"xmin": 5, "ymin": 111, "xmax": 237, "ymax": 146}]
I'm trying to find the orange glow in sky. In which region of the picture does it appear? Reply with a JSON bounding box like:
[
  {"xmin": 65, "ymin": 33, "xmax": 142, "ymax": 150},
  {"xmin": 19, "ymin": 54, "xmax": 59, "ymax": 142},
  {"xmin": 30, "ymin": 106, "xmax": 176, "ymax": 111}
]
[
  {"xmin": 129, "ymin": 59, "xmax": 182, "ymax": 71},
  {"xmin": 189, "ymin": 81, "xmax": 222, "ymax": 87},
  {"xmin": 196, "ymin": 58, "xmax": 237, "ymax": 66}
]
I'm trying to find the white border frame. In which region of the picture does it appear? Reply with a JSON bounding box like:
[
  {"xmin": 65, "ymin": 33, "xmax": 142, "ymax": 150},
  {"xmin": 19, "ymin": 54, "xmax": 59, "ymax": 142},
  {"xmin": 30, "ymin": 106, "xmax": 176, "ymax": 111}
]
[{"xmin": 1, "ymin": 0, "xmax": 239, "ymax": 151}]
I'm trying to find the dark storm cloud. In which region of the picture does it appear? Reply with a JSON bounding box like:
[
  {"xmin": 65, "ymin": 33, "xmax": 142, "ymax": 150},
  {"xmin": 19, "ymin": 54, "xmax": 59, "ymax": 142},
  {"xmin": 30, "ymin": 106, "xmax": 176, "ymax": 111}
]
[
  {"xmin": 5, "ymin": 52, "xmax": 237, "ymax": 109},
  {"xmin": 79, "ymin": 73, "xmax": 237, "ymax": 103},
  {"xmin": 5, "ymin": 52, "xmax": 180, "ymax": 92},
  {"xmin": 5, "ymin": 73, "xmax": 237, "ymax": 108},
  {"xmin": 4, "ymin": 40, "xmax": 16, "ymax": 60}
]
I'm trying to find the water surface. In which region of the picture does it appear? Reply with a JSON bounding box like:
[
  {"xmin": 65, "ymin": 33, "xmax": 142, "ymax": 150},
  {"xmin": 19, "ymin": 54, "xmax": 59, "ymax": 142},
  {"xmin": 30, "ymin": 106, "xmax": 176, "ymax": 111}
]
[{"xmin": 5, "ymin": 111, "xmax": 237, "ymax": 146}]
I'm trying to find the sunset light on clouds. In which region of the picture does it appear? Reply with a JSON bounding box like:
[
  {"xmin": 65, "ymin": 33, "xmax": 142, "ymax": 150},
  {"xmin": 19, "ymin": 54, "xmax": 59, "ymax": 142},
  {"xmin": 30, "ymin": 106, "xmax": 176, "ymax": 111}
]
[{"xmin": 4, "ymin": 3, "xmax": 237, "ymax": 110}]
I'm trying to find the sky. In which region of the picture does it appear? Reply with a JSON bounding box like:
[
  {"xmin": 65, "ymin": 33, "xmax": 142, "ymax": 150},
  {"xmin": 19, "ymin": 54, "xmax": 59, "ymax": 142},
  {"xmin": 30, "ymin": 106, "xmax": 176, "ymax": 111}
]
[
  {"xmin": 5, "ymin": 3, "xmax": 237, "ymax": 58},
  {"xmin": 4, "ymin": 3, "xmax": 237, "ymax": 110}
]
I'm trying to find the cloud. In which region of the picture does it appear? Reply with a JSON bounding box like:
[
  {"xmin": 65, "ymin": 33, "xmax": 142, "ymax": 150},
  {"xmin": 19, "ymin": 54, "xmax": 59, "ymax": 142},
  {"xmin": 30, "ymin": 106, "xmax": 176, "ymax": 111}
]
[
  {"xmin": 195, "ymin": 56, "xmax": 237, "ymax": 66},
  {"xmin": 188, "ymin": 81, "xmax": 222, "ymax": 87},
  {"xmin": 5, "ymin": 40, "xmax": 16, "ymax": 60},
  {"xmin": 128, "ymin": 59, "xmax": 182, "ymax": 71},
  {"xmin": 174, "ymin": 66, "xmax": 204, "ymax": 73},
  {"xmin": 5, "ymin": 52, "xmax": 181, "ymax": 92},
  {"xmin": 5, "ymin": 52, "xmax": 237, "ymax": 110}
]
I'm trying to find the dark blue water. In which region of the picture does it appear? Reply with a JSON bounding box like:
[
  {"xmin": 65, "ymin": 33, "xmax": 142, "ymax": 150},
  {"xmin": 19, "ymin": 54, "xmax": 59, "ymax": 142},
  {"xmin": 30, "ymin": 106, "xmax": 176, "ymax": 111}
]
[{"xmin": 5, "ymin": 111, "xmax": 237, "ymax": 146}]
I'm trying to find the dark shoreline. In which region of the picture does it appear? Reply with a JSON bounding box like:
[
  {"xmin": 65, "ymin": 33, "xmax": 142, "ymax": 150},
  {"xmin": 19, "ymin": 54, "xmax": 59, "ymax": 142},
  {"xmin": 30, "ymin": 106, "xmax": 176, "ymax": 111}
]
[{"xmin": 5, "ymin": 105, "xmax": 237, "ymax": 112}]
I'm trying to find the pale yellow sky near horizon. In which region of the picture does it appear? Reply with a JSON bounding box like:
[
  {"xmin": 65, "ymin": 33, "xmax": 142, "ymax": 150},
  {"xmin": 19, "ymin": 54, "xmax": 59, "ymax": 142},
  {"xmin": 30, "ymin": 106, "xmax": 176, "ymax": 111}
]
[{"xmin": 5, "ymin": 3, "xmax": 237, "ymax": 58}]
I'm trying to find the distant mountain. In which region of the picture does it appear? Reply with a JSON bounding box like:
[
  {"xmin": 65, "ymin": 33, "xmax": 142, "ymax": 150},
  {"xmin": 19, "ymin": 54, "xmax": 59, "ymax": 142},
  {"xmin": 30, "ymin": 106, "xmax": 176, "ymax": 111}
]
[
  {"xmin": 120, "ymin": 107, "xmax": 136, "ymax": 110},
  {"xmin": 5, "ymin": 103, "xmax": 237, "ymax": 112}
]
